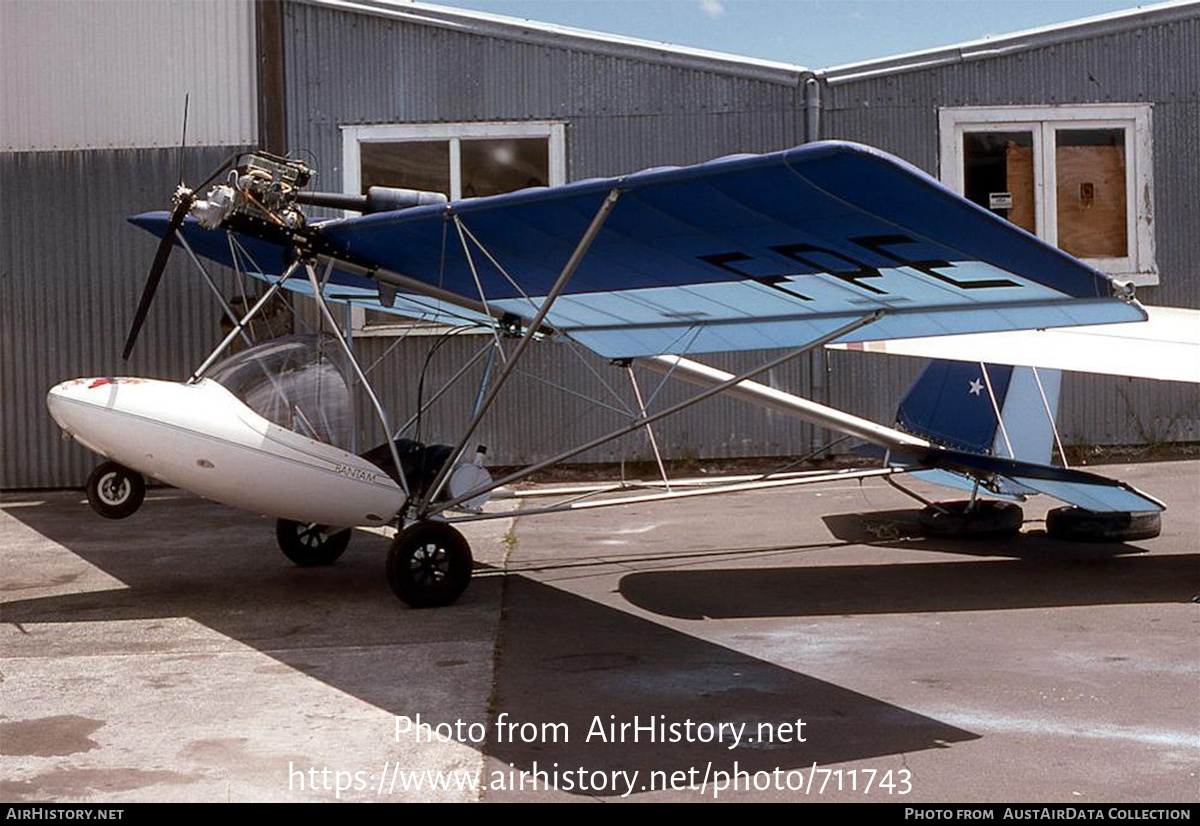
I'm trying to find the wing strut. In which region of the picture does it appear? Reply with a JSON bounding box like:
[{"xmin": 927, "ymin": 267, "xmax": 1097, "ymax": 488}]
[
  {"xmin": 422, "ymin": 310, "xmax": 884, "ymax": 518},
  {"xmin": 304, "ymin": 262, "xmax": 411, "ymax": 498},
  {"xmin": 1031, "ymin": 366, "xmax": 1070, "ymax": 468},
  {"xmin": 640, "ymin": 354, "xmax": 930, "ymax": 453},
  {"xmin": 417, "ymin": 188, "xmax": 624, "ymax": 514},
  {"xmin": 188, "ymin": 260, "xmax": 303, "ymax": 383},
  {"xmin": 176, "ymin": 234, "xmax": 255, "ymax": 350},
  {"xmin": 626, "ymin": 364, "xmax": 672, "ymax": 491}
]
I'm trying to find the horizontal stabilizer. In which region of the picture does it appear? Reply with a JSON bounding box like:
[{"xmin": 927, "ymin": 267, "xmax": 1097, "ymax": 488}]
[{"xmin": 912, "ymin": 449, "xmax": 1165, "ymax": 514}]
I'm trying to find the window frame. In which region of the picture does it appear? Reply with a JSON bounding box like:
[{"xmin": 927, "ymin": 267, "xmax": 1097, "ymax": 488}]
[
  {"xmin": 339, "ymin": 121, "xmax": 567, "ymax": 336},
  {"xmin": 938, "ymin": 104, "xmax": 1156, "ymax": 286},
  {"xmin": 341, "ymin": 120, "xmax": 567, "ymax": 202}
]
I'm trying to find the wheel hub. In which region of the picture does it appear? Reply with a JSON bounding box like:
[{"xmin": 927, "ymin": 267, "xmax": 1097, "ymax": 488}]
[
  {"xmin": 99, "ymin": 473, "xmax": 131, "ymax": 505},
  {"xmin": 410, "ymin": 543, "xmax": 449, "ymax": 585}
]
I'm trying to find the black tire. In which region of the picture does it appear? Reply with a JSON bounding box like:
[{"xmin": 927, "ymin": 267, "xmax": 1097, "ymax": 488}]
[
  {"xmin": 1046, "ymin": 507, "xmax": 1162, "ymax": 542},
  {"xmin": 275, "ymin": 519, "xmax": 352, "ymax": 566},
  {"xmin": 85, "ymin": 461, "xmax": 146, "ymax": 520},
  {"xmin": 919, "ymin": 499, "xmax": 1023, "ymax": 537},
  {"xmin": 386, "ymin": 522, "xmax": 473, "ymax": 608}
]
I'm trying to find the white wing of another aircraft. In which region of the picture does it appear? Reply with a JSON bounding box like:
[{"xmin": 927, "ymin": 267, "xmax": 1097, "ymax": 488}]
[{"xmin": 831, "ymin": 306, "xmax": 1200, "ymax": 384}]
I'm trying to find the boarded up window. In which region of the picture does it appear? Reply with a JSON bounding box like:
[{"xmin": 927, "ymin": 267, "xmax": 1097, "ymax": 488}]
[
  {"xmin": 1005, "ymin": 143, "xmax": 1035, "ymax": 235},
  {"xmin": 962, "ymin": 132, "xmax": 1035, "ymax": 233},
  {"xmin": 1055, "ymin": 129, "xmax": 1128, "ymax": 258},
  {"xmin": 941, "ymin": 105, "xmax": 1154, "ymax": 281}
]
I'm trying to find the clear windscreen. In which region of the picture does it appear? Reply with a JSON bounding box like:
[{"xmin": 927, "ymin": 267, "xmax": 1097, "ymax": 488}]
[{"xmin": 208, "ymin": 334, "xmax": 353, "ymax": 449}]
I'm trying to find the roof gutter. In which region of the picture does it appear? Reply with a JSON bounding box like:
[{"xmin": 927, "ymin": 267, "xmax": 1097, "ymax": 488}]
[{"xmin": 816, "ymin": 0, "xmax": 1199, "ymax": 85}]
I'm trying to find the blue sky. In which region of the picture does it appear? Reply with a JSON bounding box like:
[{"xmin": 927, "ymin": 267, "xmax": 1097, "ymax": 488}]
[{"xmin": 424, "ymin": 0, "xmax": 1159, "ymax": 67}]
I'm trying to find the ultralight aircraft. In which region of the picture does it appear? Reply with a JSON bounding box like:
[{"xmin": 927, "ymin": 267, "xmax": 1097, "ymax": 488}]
[{"xmin": 46, "ymin": 141, "xmax": 1198, "ymax": 607}]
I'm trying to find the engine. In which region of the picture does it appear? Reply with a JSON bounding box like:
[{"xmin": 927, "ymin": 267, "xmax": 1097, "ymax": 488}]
[
  {"xmin": 189, "ymin": 150, "xmax": 447, "ymax": 233},
  {"xmin": 192, "ymin": 151, "xmax": 313, "ymax": 230}
]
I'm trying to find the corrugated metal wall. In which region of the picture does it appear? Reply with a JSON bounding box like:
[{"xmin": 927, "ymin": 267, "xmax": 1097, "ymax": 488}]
[
  {"xmin": 0, "ymin": 0, "xmax": 257, "ymax": 151},
  {"xmin": 0, "ymin": 0, "xmax": 259, "ymax": 489},
  {"xmin": 282, "ymin": 3, "xmax": 804, "ymax": 180},
  {"xmin": 0, "ymin": 147, "xmax": 251, "ymax": 488},
  {"xmin": 345, "ymin": 332, "xmax": 849, "ymax": 469},
  {"xmin": 821, "ymin": 11, "xmax": 1200, "ymax": 448}
]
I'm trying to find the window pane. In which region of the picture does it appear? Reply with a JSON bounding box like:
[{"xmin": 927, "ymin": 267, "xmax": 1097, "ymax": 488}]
[
  {"xmin": 460, "ymin": 138, "xmax": 549, "ymax": 198},
  {"xmin": 1055, "ymin": 128, "xmax": 1127, "ymax": 259},
  {"xmin": 359, "ymin": 141, "xmax": 450, "ymax": 196},
  {"xmin": 962, "ymin": 131, "xmax": 1036, "ymax": 233},
  {"xmin": 362, "ymin": 307, "xmax": 415, "ymax": 327}
]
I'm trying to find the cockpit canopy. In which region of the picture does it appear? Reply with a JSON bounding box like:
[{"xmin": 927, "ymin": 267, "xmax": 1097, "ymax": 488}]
[{"xmin": 208, "ymin": 334, "xmax": 353, "ymax": 449}]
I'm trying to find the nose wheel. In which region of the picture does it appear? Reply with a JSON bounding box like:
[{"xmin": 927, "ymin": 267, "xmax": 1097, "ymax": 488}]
[
  {"xmin": 275, "ymin": 519, "xmax": 352, "ymax": 566},
  {"xmin": 386, "ymin": 522, "xmax": 473, "ymax": 608},
  {"xmin": 86, "ymin": 461, "xmax": 146, "ymax": 519}
]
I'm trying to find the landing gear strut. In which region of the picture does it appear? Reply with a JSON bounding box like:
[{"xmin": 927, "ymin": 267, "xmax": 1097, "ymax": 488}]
[
  {"xmin": 386, "ymin": 522, "xmax": 473, "ymax": 608},
  {"xmin": 86, "ymin": 461, "xmax": 146, "ymax": 519}
]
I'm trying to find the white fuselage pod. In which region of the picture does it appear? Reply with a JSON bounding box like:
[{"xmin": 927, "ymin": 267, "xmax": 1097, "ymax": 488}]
[{"xmin": 46, "ymin": 377, "xmax": 403, "ymax": 527}]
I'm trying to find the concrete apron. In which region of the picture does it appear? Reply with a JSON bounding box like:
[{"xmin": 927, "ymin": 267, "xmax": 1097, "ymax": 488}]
[
  {"xmin": 1, "ymin": 492, "xmax": 513, "ymax": 802},
  {"xmin": 2, "ymin": 460, "xmax": 1197, "ymax": 802}
]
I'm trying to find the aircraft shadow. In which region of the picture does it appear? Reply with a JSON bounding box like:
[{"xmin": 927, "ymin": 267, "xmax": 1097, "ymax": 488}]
[
  {"xmin": 619, "ymin": 553, "xmax": 1199, "ymax": 621},
  {"xmin": 479, "ymin": 573, "xmax": 972, "ymax": 797},
  {"xmin": 822, "ymin": 509, "xmax": 1154, "ymax": 560},
  {"xmin": 3, "ymin": 496, "xmax": 980, "ymax": 798}
]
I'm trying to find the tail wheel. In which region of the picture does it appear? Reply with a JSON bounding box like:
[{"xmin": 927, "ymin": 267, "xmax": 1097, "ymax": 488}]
[
  {"xmin": 386, "ymin": 522, "xmax": 473, "ymax": 608},
  {"xmin": 1046, "ymin": 507, "xmax": 1162, "ymax": 542},
  {"xmin": 919, "ymin": 500, "xmax": 1023, "ymax": 537},
  {"xmin": 86, "ymin": 461, "xmax": 146, "ymax": 520},
  {"xmin": 276, "ymin": 519, "xmax": 352, "ymax": 566}
]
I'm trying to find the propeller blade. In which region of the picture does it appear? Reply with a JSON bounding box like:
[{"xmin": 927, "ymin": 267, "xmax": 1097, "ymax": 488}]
[
  {"xmin": 177, "ymin": 93, "xmax": 189, "ymax": 185},
  {"xmin": 121, "ymin": 198, "xmax": 190, "ymax": 360}
]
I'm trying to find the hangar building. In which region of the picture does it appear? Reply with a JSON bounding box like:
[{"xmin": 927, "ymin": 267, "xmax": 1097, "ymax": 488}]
[{"xmin": 2, "ymin": 0, "xmax": 1196, "ymax": 487}]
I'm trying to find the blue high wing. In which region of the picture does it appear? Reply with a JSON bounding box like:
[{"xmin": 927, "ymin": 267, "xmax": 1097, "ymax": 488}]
[
  {"xmin": 132, "ymin": 141, "xmax": 1145, "ymax": 358},
  {"xmin": 126, "ymin": 214, "xmax": 496, "ymax": 329}
]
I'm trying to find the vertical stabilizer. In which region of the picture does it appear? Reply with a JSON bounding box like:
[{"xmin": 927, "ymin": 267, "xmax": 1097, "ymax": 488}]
[{"xmin": 896, "ymin": 361, "xmax": 1062, "ymax": 464}]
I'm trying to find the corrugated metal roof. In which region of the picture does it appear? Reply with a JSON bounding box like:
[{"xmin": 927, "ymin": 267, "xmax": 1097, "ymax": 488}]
[
  {"xmin": 300, "ymin": 0, "xmax": 808, "ymax": 83},
  {"xmin": 818, "ymin": 0, "xmax": 1200, "ymax": 84},
  {"xmin": 301, "ymin": 0, "xmax": 1200, "ymax": 88}
]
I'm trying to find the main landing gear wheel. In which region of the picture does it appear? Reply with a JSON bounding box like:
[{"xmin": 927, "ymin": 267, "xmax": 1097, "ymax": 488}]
[
  {"xmin": 1045, "ymin": 507, "xmax": 1162, "ymax": 542},
  {"xmin": 918, "ymin": 500, "xmax": 1023, "ymax": 537},
  {"xmin": 275, "ymin": 519, "xmax": 352, "ymax": 566},
  {"xmin": 85, "ymin": 461, "xmax": 146, "ymax": 520},
  {"xmin": 386, "ymin": 522, "xmax": 473, "ymax": 608}
]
